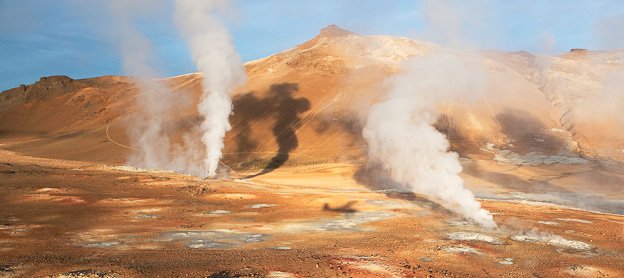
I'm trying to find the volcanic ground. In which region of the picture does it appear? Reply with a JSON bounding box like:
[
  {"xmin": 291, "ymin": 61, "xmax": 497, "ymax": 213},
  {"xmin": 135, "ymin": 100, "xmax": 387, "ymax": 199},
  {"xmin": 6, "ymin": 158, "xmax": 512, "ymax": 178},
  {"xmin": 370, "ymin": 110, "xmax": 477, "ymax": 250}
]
[
  {"xmin": 1, "ymin": 141, "xmax": 624, "ymax": 277},
  {"xmin": 1, "ymin": 26, "xmax": 624, "ymax": 277}
]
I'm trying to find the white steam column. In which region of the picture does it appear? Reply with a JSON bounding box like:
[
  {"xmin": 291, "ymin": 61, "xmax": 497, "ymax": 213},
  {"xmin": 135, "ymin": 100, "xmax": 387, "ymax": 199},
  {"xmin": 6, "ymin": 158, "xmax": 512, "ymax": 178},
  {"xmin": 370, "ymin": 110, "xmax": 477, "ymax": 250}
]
[
  {"xmin": 174, "ymin": 0, "xmax": 246, "ymax": 178},
  {"xmin": 363, "ymin": 52, "xmax": 497, "ymax": 228}
]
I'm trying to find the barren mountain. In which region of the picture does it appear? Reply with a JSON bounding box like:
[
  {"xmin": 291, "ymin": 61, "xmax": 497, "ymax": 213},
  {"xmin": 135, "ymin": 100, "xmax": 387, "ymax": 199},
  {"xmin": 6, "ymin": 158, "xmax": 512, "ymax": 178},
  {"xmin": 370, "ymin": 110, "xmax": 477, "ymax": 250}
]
[
  {"xmin": 2, "ymin": 25, "xmax": 622, "ymax": 169},
  {"xmin": 2, "ymin": 25, "xmax": 624, "ymax": 277},
  {"xmin": 1, "ymin": 25, "xmax": 624, "ymax": 199}
]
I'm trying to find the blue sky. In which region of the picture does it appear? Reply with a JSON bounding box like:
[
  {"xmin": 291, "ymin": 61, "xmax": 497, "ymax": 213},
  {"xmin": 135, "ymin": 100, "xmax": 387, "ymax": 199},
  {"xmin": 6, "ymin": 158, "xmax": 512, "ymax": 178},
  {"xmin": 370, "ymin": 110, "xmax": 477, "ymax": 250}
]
[{"xmin": 0, "ymin": 0, "xmax": 623, "ymax": 90}]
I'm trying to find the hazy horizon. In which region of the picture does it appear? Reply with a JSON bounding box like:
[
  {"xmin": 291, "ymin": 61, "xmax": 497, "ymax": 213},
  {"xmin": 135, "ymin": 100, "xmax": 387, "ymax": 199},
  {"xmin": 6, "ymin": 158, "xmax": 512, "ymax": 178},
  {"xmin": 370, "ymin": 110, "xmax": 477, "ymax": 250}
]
[{"xmin": 1, "ymin": 0, "xmax": 623, "ymax": 90}]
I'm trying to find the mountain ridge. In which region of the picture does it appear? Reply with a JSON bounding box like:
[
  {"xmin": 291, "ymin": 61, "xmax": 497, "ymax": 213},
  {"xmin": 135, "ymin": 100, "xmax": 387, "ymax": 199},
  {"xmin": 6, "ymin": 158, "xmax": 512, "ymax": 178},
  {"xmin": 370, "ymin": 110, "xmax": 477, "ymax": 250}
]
[{"xmin": 1, "ymin": 25, "xmax": 622, "ymax": 166}]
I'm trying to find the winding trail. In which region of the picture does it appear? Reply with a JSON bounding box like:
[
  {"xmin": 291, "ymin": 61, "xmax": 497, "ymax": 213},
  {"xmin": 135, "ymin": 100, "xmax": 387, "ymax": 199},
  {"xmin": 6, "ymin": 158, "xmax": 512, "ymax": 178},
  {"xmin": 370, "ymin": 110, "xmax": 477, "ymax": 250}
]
[
  {"xmin": 104, "ymin": 120, "xmax": 321, "ymax": 173},
  {"xmin": 105, "ymin": 121, "xmax": 237, "ymax": 173}
]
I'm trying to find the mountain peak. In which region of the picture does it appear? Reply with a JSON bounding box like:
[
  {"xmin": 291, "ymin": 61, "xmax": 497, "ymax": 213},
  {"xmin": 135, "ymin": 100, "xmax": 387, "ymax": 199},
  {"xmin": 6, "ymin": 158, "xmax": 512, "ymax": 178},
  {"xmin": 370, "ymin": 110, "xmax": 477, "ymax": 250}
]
[{"xmin": 318, "ymin": 24, "xmax": 354, "ymax": 38}]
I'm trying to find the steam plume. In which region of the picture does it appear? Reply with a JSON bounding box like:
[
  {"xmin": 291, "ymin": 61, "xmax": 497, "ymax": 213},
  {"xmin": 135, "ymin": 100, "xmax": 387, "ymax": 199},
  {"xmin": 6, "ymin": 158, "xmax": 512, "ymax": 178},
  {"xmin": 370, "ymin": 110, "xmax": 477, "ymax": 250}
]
[
  {"xmin": 363, "ymin": 51, "xmax": 497, "ymax": 228},
  {"xmin": 174, "ymin": 0, "xmax": 246, "ymax": 178},
  {"xmin": 104, "ymin": 0, "xmax": 185, "ymax": 174}
]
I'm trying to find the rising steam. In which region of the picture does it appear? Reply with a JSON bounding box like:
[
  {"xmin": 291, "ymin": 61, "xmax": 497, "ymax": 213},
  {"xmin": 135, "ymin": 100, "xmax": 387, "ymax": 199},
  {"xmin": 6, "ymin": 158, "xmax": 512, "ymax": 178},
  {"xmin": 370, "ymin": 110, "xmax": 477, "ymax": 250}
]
[
  {"xmin": 104, "ymin": 0, "xmax": 187, "ymax": 174},
  {"xmin": 101, "ymin": 0, "xmax": 244, "ymax": 178},
  {"xmin": 363, "ymin": 51, "xmax": 497, "ymax": 228},
  {"xmin": 174, "ymin": 0, "xmax": 246, "ymax": 178}
]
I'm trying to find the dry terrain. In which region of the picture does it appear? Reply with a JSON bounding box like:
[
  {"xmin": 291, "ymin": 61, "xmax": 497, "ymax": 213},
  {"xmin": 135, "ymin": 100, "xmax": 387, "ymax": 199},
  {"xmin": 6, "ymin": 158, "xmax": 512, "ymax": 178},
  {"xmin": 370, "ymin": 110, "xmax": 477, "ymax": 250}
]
[{"xmin": 1, "ymin": 26, "xmax": 623, "ymax": 277}]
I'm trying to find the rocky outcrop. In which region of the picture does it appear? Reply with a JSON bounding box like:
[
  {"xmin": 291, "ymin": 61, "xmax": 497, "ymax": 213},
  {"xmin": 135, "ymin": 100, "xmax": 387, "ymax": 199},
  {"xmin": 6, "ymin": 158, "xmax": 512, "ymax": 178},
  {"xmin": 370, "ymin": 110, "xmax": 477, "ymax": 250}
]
[{"xmin": 0, "ymin": 75, "xmax": 89, "ymax": 111}]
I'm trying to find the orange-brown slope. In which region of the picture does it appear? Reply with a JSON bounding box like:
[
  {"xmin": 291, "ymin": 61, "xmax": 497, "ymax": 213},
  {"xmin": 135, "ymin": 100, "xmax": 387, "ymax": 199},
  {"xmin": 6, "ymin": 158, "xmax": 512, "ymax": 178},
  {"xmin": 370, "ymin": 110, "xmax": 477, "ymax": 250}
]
[{"xmin": 1, "ymin": 25, "xmax": 621, "ymax": 168}]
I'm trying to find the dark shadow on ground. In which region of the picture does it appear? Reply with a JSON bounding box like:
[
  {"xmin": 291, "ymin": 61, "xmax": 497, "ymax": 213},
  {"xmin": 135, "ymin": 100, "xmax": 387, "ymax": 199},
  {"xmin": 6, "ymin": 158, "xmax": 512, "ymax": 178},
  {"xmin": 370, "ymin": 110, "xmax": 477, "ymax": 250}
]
[
  {"xmin": 229, "ymin": 93, "xmax": 266, "ymax": 160},
  {"xmin": 232, "ymin": 83, "xmax": 310, "ymax": 178},
  {"xmin": 433, "ymin": 114, "xmax": 482, "ymax": 157},
  {"xmin": 353, "ymin": 163, "xmax": 448, "ymax": 213},
  {"xmin": 462, "ymin": 162, "xmax": 572, "ymax": 194},
  {"xmin": 496, "ymin": 109, "xmax": 566, "ymax": 155},
  {"xmin": 323, "ymin": 201, "xmax": 358, "ymax": 213},
  {"xmin": 314, "ymin": 113, "xmax": 363, "ymax": 137}
]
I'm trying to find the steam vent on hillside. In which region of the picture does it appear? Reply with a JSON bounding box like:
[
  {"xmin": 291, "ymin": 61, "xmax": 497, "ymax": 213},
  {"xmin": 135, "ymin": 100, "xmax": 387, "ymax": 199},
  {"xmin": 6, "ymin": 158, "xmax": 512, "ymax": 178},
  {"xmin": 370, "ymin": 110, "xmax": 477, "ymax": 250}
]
[{"xmin": 1, "ymin": 1, "xmax": 624, "ymax": 276}]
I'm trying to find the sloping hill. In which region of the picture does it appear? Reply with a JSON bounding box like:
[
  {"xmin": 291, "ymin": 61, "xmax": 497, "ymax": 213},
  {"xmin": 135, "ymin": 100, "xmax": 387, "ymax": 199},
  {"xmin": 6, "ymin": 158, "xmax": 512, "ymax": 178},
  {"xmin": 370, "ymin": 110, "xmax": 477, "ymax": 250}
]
[{"xmin": 0, "ymin": 25, "xmax": 622, "ymax": 169}]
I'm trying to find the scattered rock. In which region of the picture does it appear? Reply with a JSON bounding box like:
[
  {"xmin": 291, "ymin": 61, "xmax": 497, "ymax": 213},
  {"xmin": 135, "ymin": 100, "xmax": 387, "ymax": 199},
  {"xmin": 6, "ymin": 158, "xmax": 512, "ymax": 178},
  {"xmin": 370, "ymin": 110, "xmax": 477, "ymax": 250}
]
[
  {"xmin": 0, "ymin": 265, "xmax": 12, "ymax": 272},
  {"xmin": 564, "ymin": 265, "xmax": 606, "ymax": 277},
  {"xmin": 52, "ymin": 269, "xmax": 110, "ymax": 278},
  {"xmin": 206, "ymin": 270, "xmax": 264, "ymax": 278}
]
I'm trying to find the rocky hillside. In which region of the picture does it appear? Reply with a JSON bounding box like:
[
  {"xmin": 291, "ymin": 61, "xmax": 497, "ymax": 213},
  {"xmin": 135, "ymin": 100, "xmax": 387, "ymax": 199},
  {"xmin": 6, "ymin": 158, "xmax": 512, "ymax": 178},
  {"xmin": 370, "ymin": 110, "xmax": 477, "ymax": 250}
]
[{"xmin": 0, "ymin": 25, "xmax": 622, "ymax": 167}]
